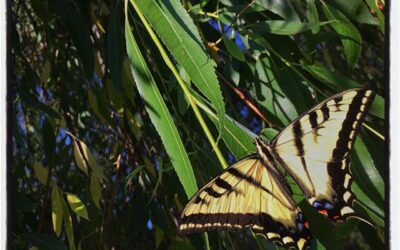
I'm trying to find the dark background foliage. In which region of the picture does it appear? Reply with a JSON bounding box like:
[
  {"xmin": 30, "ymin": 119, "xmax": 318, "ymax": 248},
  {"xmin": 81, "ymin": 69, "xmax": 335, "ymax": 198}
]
[{"xmin": 11, "ymin": 0, "xmax": 385, "ymax": 249}]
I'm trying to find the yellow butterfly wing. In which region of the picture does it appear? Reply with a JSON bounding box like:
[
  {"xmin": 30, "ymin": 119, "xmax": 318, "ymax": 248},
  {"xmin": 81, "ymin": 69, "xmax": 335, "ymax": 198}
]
[
  {"xmin": 179, "ymin": 155, "xmax": 311, "ymax": 250},
  {"xmin": 271, "ymin": 88, "xmax": 375, "ymax": 221}
]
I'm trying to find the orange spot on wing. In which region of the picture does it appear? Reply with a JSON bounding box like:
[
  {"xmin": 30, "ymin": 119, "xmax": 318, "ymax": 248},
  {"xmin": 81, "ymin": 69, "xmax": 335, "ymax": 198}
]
[{"xmin": 319, "ymin": 209, "xmax": 328, "ymax": 216}]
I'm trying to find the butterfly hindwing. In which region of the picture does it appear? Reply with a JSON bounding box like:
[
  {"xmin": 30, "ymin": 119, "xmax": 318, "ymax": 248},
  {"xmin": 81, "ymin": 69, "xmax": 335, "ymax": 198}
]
[
  {"xmin": 271, "ymin": 88, "xmax": 375, "ymax": 221},
  {"xmin": 179, "ymin": 155, "xmax": 311, "ymax": 250}
]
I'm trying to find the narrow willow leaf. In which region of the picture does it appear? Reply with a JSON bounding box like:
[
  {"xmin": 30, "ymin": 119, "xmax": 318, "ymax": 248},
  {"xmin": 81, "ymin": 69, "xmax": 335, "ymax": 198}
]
[
  {"xmin": 248, "ymin": 20, "xmax": 329, "ymax": 35},
  {"xmin": 352, "ymin": 138, "xmax": 384, "ymax": 206},
  {"xmin": 137, "ymin": 0, "xmax": 226, "ymax": 132},
  {"xmin": 21, "ymin": 233, "xmax": 67, "ymax": 250},
  {"xmin": 51, "ymin": 184, "xmax": 63, "ymax": 237},
  {"xmin": 71, "ymin": 136, "xmax": 107, "ymax": 181},
  {"xmin": 33, "ymin": 162, "xmax": 49, "ymax": 185},
  {"xmin": 66, "ymin": 193, "xmax": 89, "ymax": 220},
  {"xmin": 61, "ymin": 194, "xmax": 76, "ymax": 250},
  {"xmin": 333, "ymin": 0, "xmax": 379, "ymax": 26},
  {"xmin": 72, "ymin": 139, "xmax": 89, "ymax": 176},
  {"xmin": 303, "ymin": 64, "xmax": 359, "ymax": 90},
  {"xmin": 125, "ymin": 15, "xmax": 198, "ymax": 197},
  {"xmin": 90, "ymin": 174, "xmax": 102, "ymax": 209},
  {"xmin": 125, "ymin": 165, "xmax": 145, "ymax": 191},
  {"xmin": 260, "ymin": 128, "xmax": 279, "ymax": 141},
  {"xmin": 322, "ymin": 3, "xmax": 362, "ymax": 68},
  {"xmin": 369, "ymin": 95, "xmax": 385, "ymax": 119},
  {"xmin": 352, "ymin": 182, "xmax": 384, "ymax": 226},
  {"xmin": 306, "ymin": 0, "xmax": 320, "ymax": 34},
  {"xmin": 223, "ymin": 37, "xmax": 245, "ymax": 62},
  {"xmin": 364, "ymin": 0, "xmax": 384, "ymax": 33},
  {"xmin": 255, "ymin": 0, "xmax": 299, "ymax": 21}
]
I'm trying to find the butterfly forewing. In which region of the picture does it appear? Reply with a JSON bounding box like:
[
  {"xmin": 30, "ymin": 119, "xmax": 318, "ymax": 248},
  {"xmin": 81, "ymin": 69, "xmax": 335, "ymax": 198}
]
[
  {"xmin": 271, "ymin": 88, "xmax": 375, "ymax": 220},
  {"xmin": 179, "ymin": 155, "xmax": 311, "ymax": 250}
]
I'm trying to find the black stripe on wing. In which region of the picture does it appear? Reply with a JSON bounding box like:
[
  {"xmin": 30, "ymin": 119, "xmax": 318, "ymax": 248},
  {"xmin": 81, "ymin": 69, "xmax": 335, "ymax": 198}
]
[{"xmin": 179, "ymin": 212, "xmax": 311, "ymax": 250}]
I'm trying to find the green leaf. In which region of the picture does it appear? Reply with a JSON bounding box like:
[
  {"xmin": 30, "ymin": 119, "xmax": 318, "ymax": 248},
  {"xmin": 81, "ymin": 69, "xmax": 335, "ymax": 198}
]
[
  {"xmin": 21, "ymin": 232, "xmax": 67, "ymax": 250},
  {"xmin": 364, "ymin": 0, "xmax": 385, "ymax": 33},
  {"xmin": 322, "ymin": 3, "xmax": 362, "ymax": 68},
  {"xmin": 125, "ymin": 15, "xmax": 198, "ymax": 197},
  {"xmin": 352, "ymin": 182, "xmax": 384, "ymax": 226},
  {"xmin": 223, "ymin": 36, "xmax": 245, "ymax": 62},
  {"xmin": 260, "ymin": 128, "xmax": 279, "ymax": 141},
  {"xmin": 66, "ymin": 193, "xmax": 89, "ymax": 220},
  {"xmin": 33, "ymin": 162, "xmax": 49, "ymax": 185},
  {"xmin": 306, "ymin": 0, "xmax": 320, "ymax": 34},
  {"xmin": 71, "ymin": 135, "xmax": 107, "ymax": 181},
  {"xmin": 125, "ymin": 165, "xmax": 145, "ymax": 191},
  {"xmin": 248, "ymin": 20, "xmax": 329, "ymax": 35},
  {"xmin": 255, "ymin": 0, "xmax": 300, "ymax": 21},
  {"xmin": 352, "ymin": 137, "xmax": 384, "ymax": 208},
  {"xmin": 369, "ymin": 95, "xmax": 385, "ymax": 119},
  {"xmin": 54, "ymin": 0, "xmax": 94, "ymax": 78},
  {"xmin": 303, "ymin": 64, "xmax": 359, "ymax": 90},
  {"xmin": 51, "ymin": 184, "xmax": 63, "ymax": 237},
  {"xmin": 72, "ymin": 139, "xmax": 89, "ymax": 176},
  {"xmin": 107, "ymin": 0, "xmax": 123, "ymax": 91},
  {"xmin": 331, "ymin": 0, "xmax": 379, "ymax": 25},
  {"xmin": 138, "ymin": 0, "xmax": 226, "ymax": 133},
  {"xmin": 90, "ymin": 174, "xmax": 102, "ymax": 209},
  {"xmin": 61, "ymin": 194, "xmax": 76, "ymax": 250}
]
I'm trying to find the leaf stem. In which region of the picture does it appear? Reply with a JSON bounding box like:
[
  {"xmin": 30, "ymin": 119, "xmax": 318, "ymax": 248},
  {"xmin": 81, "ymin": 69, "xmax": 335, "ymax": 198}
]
[{"xmin": 130, "ymin": 0, "xmax": 228, "ymax": 168}]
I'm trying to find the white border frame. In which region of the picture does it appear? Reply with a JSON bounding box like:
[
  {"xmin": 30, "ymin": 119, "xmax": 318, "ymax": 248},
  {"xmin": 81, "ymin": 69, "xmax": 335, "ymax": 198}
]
[
  {"xmin": 0, "ymin": 1, "xmax": 397, "ymax": 250},
  {"xmin": 0, "ymin": 0, "xmax": 8, "ymax": 249},
  {"xmin": 390, "ymin": 1, "xmax": 399, "ymax": 249}
]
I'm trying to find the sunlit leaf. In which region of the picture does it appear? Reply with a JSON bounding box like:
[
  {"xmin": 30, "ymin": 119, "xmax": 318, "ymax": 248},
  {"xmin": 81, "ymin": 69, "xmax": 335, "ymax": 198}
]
[
  {"xmin": 137, "ymin": 0, "xmax": 226, "ymax": 132},
  {"xmin": 33, "ymin": 162, "xmax": 49, "ymax": 185},
  {"xmin": 125, "ymin": 13, "xmax": 198, "ymax": 197},
  {"xmin": 51, "ymin": 184, "xmax": 63, "ymax": 237},
  {"xmin": 61, "ymin": 194, "xmax": 76, "ymax": 250},
  {"xmin": 72, "ymin": 139, "xmax": 89, "ymax": 176},
  {"xmin": 66, "ymin": 193, "xmax": 89, "ymax": 220}
]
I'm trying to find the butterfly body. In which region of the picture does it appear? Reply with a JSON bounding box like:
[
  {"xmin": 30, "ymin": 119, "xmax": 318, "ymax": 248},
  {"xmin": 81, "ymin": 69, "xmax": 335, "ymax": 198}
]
[{"xmin": 179, "ymin": 89, "xmax": 376, "ymax": 250}]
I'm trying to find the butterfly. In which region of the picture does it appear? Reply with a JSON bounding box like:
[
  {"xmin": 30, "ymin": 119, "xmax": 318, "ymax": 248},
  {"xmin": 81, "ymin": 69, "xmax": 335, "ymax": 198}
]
[{"xmin": 178, "ymin": 88, "xmax": 376, "ymax": 250}]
